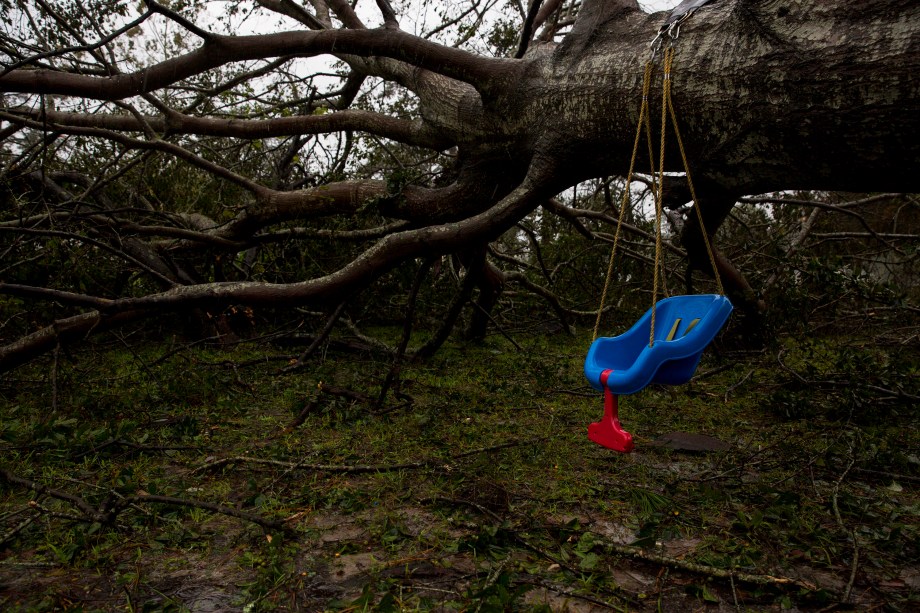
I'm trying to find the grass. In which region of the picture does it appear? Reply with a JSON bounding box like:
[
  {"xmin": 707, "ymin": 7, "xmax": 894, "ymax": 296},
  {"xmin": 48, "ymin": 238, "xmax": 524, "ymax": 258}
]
[{"xmin": 0, "ymin": 325, "xmax": 918, "ymax": 611}]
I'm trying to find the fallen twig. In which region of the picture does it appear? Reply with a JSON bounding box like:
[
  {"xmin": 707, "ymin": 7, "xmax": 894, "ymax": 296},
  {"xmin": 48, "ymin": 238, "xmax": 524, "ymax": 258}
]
[
  {"xmin": 472, "ymin": 558, "xmax": 511, "ymax": 613},
  {"xmin": 0, "ymin": 468, "xmax": 281, "ymax": 531},
  {"xmin": 425, "ymin": 496, "xmax": 645, "ymax": 609},
  {"xmin": 0, "ymin": 511, "xmax": 38, "ymax": 548},
  {"xmin": 469, "ymin": 300, "xmax": 523, "ymax": 352},
  {"xmin": 281, "ymin": 301, "xmax": 347, "ymax": 373},
  {"xmin": 724, "ymin": 369, "xmax": 754, "ymax": 402},
  {"xmin": 595, "ymin": 537, "xmax": 820, "ymax": 593},
  {"xmin": 852, "ymin": 467, "xmax": 920, "ymax": 484},
  {"xmin": 28, "ymin": 500, "xmax": 88, "ymax": 523},
  {"xmin": 282, "ymin": 380, "xmax": 405, "ymax": 433},
  {"xmin": 552, "ymin": 388, "xmax": 598, "ymax": 397},
  {"xmin": 195, "ymin": 437, "xmax": 544, "ymax": 475},
  {"xmin": 70, "ymin": 438, "xmax": 202, "ymax": 460},
  {"xmin": 194, "ymin": 455, "xmax": 429, "ymax": 474},
  {"xmin": 0, "ymin": 468, "xmax": 104, "ymax": 522},
  {"xmin": 831, "ymin": 437, "xmax": 860, "ymax": 604},
  {"xmin": 691, "ymin": 363, "xmax": 734, "ymax": 382},
  {"xmin": 515, "ymin": 577, "xmax": 626, "ymax": 611},
  {"xmin": 377, "ymin": 258, "xmax": 432, "ymax": 408},
  {"xmin": 777, "ymin": 350, "xmax": 919, "ymax": 402},
  {"xmin": 451, "ymin": 438, "xmax": 545, "ymax": 460},
  {"xmin": 283, "ymin": 398, "xmax": 320, "ymax": 432},
  {"xmin": 123, "ymin": 494, "xmax": 283, "ymax": 531}
]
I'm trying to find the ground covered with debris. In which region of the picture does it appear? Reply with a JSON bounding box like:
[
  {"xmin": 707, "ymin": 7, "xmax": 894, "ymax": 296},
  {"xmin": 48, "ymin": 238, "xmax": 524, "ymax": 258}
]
[{"xmin": 1, "ymin": 329, "xmax": 918, "ymax": 611}]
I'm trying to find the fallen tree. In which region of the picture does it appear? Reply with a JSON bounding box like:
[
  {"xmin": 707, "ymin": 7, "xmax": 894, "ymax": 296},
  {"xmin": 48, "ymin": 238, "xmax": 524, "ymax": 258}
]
[{"xmin": 1, "ymin": 0, "xmax": 918, "ymax": 371}]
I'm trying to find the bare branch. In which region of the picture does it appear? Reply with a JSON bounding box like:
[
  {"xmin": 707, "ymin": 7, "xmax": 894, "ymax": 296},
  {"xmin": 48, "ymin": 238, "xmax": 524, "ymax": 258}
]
[
  {"xmin": 0, "ymin": 283, "xmax": 114, "ymax": 310},
  {"xmin": 0, "ymin": 226, "xmax": 177, "ymax": 286},
  {"xmin": 325, "ymin": 0, "xmax": 367, "ymax": 29},
  {"xmin": 534, "ymin": 0, "xmax": 565, "ymax": 32},
  {"xmin": 0, "ymin": 310, "xmax": 147, "ymax": 373},
  {"xmin": 0, "ymin": 179, "xmax": 551, "ymax": 372},
  {"xmin": 516, "ymin": 0, "xmax": 544, "ymax": 58},
  {"xmin": 543, "ymin": 197, "xmax": 687, "ymax": 258},
  {"xmin": 283, "ymin": 301, "xmax": 347, "ymax": 371},
  {"xmin": 0, "ymin": 29, "xmax": 518, "ymax": 101},
  {"xmin": 0, "ymin": 9, "xmax": 153, "ymax": 79},
  {"xmin": 741, "ymin": 194, "xmax": 906, "ymax": 254},
  {"xmin": 14, "ymin": 107, "xmax": 451, "ymax": 150},
  {"xmin": 255, "ymin": 0, "xmax": 328, "ymax": 30},
  {"xmin": 376, "ymin": 257, "xmax": 432, "ymax": 406},
  {"xmin": 504, "ymin": 270, "xmax": 576, "ymax": 335},
  {"xmin": 375, "ymin": 0, "xmax": 400, "ymax": 29},
  {"xmin": 145, "ymin": 0, "xmax": 215, "ymax": 42},
  {"xmin": 1, "ymin": 111, "xmax": 266, "ymax": 193}
]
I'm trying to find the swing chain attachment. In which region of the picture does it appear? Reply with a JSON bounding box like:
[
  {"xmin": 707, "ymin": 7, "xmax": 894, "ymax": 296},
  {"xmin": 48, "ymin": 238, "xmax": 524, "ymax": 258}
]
[
  {"xmin": 650, "ymin": 0, "xmax": 717, "ymax": 57},
  {"xmin": 650, "ymin": 16, "xmax": 685, "ymax": 57}
]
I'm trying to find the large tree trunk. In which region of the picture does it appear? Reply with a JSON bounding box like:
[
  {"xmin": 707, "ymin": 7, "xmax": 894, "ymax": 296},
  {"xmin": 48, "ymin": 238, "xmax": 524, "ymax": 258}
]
[{"xmin": 513, "ymin": 0, "xmax": 920, "ymax": 195}]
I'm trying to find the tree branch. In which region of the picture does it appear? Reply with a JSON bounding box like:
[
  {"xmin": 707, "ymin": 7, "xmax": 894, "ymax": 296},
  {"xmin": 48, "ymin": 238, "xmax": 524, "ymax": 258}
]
[
  {"xmin": 0, "ymin": 467, "xmax": 282, "ymax": 531},
  {"xmin": 0, "ymin": 226, "xmax": 178, "ymax": 287},
  {"xmin": 374, "ymin": 0, "xmax": 400, "ymax": 29},
  {"xmin": 124, "ymin": 494, "xmax": 283, "ymax": 531},
  {"xmin": 0, "ymin": 111, "xmax": 265, "ymax": 193},
  {"xmin": 0, "ymin": 29, "xmax": 518, "ymax": 100},
  {"xmin": 0, "ymin": 9, "xmax": 153, "ymax": 79},
  {"xmin": 0, "ymin": 178, "xmax": 553, "ymax": 372},
  {"xmin": 515, "ymin": 0, "xmax": 544, "ymax": 58},
  {"xmin": 145, "ymin": 0, "xmax": 215, "ymax": 42},
  {"xmin": 14, "ymin": 107, "xmax": 451, "ymax": 150},
  {"xmin": 743, "ymin": 194, "xmax": 907, "ymax": 254},
  {"xmin": 255, "ymin": 0, "xmax": 328, "ymax": 30},
  {"xmin": 325, "ymin": 0, "xmax": 367, "ymax": 29},
  {"xmin": 282, "ymin": 301, "xmax": 347, "ymax": 371},
  {"xmin": 0, "ymin": 283, "xmax": 114, "ymax": 310},
  {"xmin": 0, "ymin": 469, "xmax": 103, "ymax": 523}
]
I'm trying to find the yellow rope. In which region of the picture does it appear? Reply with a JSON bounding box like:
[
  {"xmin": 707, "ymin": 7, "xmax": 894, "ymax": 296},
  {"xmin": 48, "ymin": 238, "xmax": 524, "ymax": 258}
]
[
  {"xmin": 649, "ymin": 47, "xmax": 673, "ymax": 347},
  {"xmin": 593, "ymin": 61, "xmax": 655, "ymax": 341},
  {"xmin": 643, "ymin": 63, "xmax": 665, "ymax": 301},
  {"xmin": 663, "ymin": 51, "xmax": 725, "ymax": 295}
]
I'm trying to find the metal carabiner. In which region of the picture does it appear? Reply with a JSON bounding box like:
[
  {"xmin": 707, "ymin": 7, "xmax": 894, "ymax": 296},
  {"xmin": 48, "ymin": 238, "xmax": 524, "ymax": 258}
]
[{"xmin": 650, "ymin": 0, "xmax": 718, "ymax": 55}]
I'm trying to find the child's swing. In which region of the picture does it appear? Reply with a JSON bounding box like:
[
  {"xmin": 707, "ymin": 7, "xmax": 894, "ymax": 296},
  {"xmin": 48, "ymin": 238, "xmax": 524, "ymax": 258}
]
[{"xmin": 585, "ymin": 47, "xmax": 732, "ymax": 453}]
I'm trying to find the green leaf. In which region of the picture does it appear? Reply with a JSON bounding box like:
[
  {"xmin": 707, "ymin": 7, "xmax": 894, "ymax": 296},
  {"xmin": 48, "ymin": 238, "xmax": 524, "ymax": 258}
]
[{"xmin": 579, "ymin": 552, "xmax": 599, "ymax": 570}]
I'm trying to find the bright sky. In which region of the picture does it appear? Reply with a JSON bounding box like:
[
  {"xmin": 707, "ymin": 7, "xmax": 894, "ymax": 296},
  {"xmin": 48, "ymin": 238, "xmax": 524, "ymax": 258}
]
[{"xmin": 639, "ymin": 1, "xmax": 684, "ymax": 12}]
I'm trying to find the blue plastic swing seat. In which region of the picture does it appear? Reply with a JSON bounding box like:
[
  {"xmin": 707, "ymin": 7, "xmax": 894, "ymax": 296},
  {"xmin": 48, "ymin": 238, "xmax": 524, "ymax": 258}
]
[{"xmin": 585, "ymin": 294, "xmax": 733, "ymax": 395}]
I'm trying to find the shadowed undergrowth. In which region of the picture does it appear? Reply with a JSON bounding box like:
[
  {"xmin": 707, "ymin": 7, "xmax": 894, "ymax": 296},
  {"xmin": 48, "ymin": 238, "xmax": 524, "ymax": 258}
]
[{"xmin": 0, "ymin": 324, "xmax": 918, "ymax": 611}]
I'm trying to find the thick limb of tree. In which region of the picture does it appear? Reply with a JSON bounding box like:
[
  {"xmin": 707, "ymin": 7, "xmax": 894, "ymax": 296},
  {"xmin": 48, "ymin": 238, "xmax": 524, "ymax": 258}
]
[
  {"xmin": 0, "ymin": 178, "xmax": 554, "ymax": 371},
  {"xmin": 412, "ymin": 260, "xmax": 481, "ymax": 359},
  {"xmin": 463, "ymin": 248, "xmax": 505, "ymax": 341}
]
